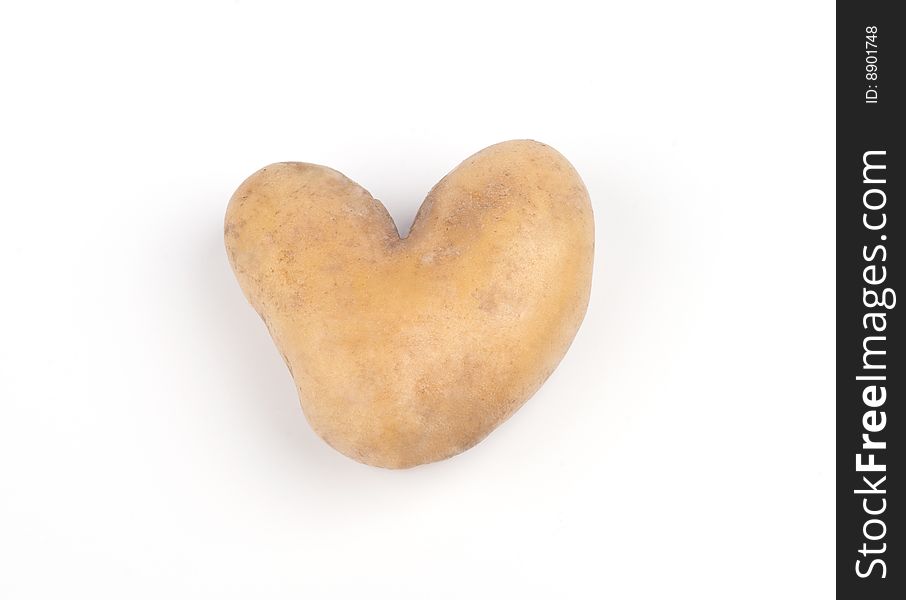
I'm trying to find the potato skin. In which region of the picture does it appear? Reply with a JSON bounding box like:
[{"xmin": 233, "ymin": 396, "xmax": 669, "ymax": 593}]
[{"xmin": 225, "ymin": 140, "xmax": 594, "ymax": 468}]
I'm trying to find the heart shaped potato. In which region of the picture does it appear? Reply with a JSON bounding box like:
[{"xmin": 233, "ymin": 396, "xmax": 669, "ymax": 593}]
[{"xmin": 225, "ymin": 140, "xmax": 594, "ymax": 468}]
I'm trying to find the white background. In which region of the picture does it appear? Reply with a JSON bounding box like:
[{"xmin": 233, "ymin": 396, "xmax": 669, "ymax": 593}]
[{"xmin": 0, "ymin": 1, "xmax": 835, "ymax": 598}]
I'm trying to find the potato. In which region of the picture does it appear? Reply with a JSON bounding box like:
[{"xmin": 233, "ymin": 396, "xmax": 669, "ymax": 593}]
[{"xmin": 224, "ymin": 140, "xmax": 594, "ymax": 468}]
